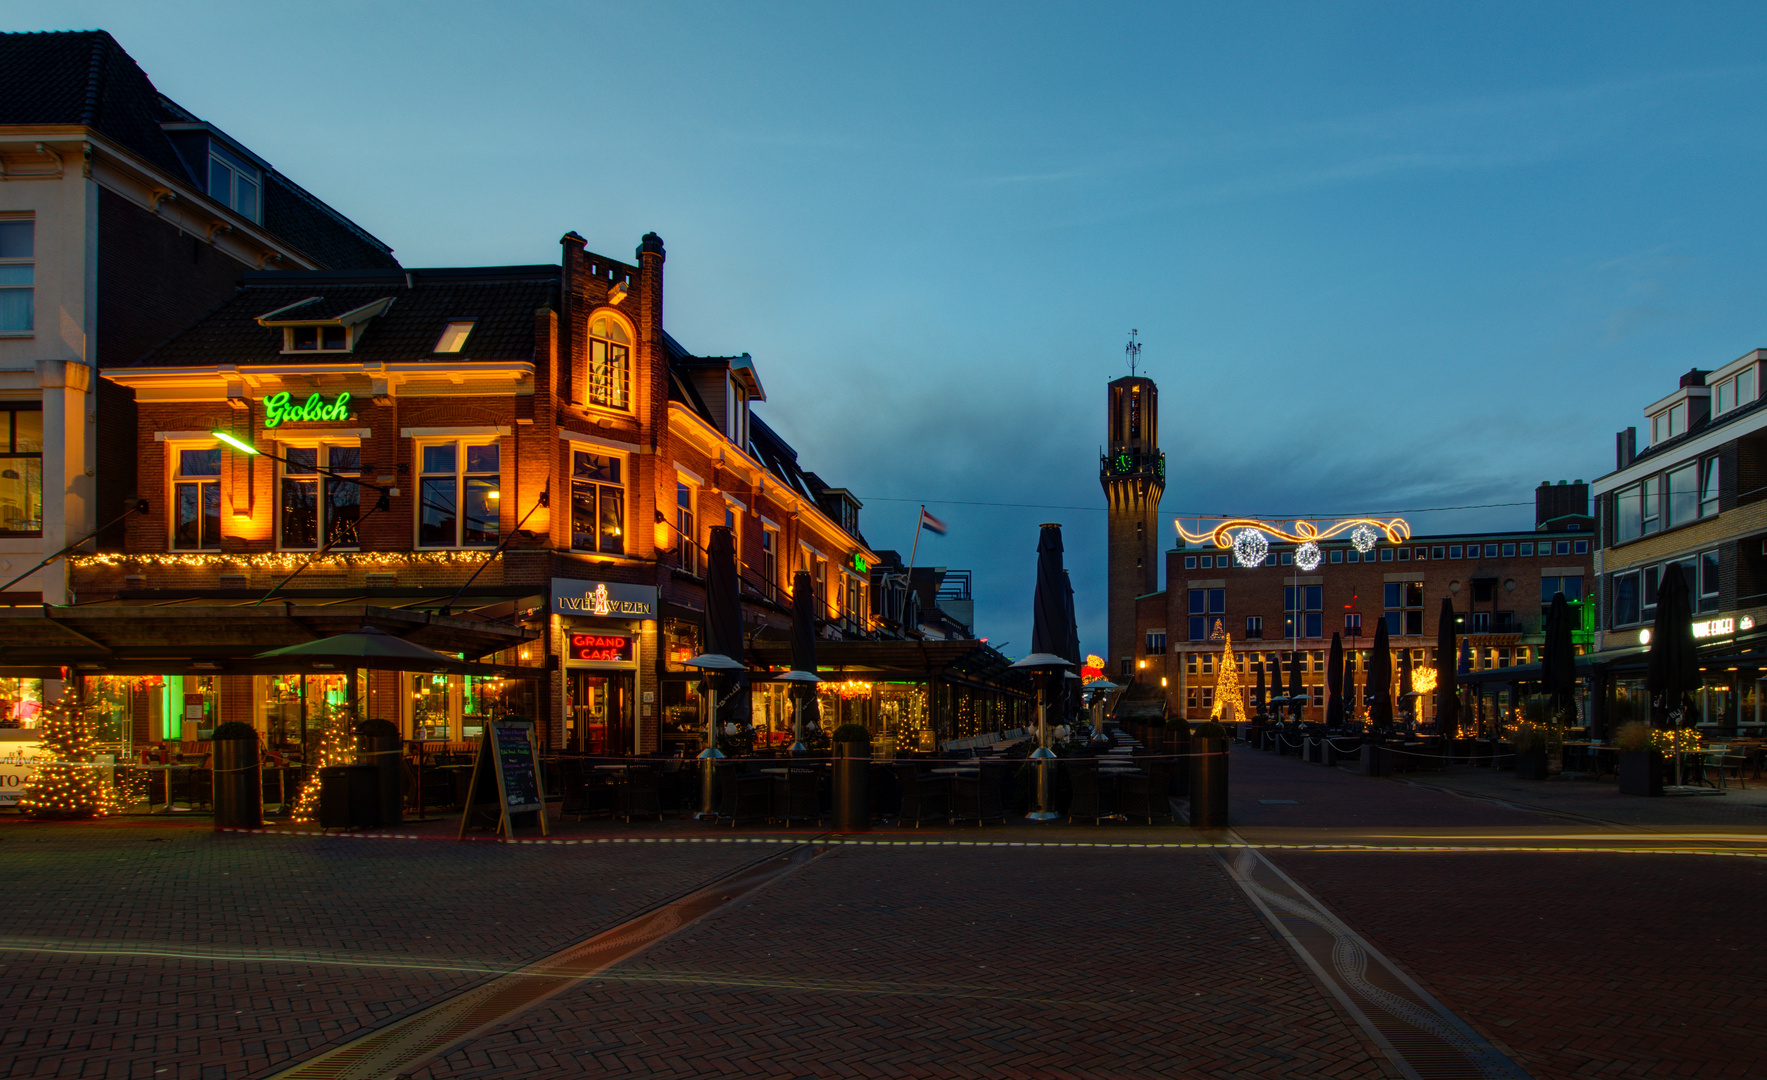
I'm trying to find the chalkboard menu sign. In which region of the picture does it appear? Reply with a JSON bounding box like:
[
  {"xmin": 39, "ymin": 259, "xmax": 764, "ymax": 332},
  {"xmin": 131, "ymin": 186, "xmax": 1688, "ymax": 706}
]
[{"xmin": 457, "ymin": 718, "xmax": 550, "ymax": 841}]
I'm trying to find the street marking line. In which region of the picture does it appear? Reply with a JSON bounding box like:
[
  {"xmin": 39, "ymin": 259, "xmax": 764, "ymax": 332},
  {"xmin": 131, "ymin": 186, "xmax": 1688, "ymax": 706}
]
[
  {"xmin": 1222, "ymin": 842, "xmax": 1533, "ymax": 1080},
  {"xmin": 262, "ymin": 842, "xmax": 822, "ymax": 1080}
]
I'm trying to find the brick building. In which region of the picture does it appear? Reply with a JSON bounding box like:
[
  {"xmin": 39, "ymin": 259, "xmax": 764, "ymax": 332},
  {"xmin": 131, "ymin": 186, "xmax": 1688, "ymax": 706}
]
[
  {"xmin": 1135, "ymin": 484, "xmax": 1595, "ymax": 724},
  {"xmin": 1589, "ymin": 349, "xmax": 1767, "ymax": 732},
  {"xmin": 0, "ymin": 29, "xmax": 398, "ymax": 620},
  {"xmin": 57, "ymin": 233, "xmax": 888, "ymax": 757},
  {"xmin": 1100, "ymin": 374, "xmax": 1164, "ymax": 677}
]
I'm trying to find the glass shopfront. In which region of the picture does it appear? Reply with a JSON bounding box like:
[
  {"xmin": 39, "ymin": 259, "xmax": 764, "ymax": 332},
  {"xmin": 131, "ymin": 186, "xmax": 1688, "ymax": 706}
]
[
  {"xmin": 552, "ymin": 577, "xmax": 656, "ymax": 755},
  {"xmin": 0, "ymin": 677, "xmax": 43, "ymax": 727}
]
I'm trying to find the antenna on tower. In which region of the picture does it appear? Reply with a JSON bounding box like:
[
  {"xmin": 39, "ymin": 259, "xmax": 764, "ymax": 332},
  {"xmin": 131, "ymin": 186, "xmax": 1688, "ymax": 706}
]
[{"xmin": 1125, "ymin": 329, "xmax": 1141, "ymax": 378}]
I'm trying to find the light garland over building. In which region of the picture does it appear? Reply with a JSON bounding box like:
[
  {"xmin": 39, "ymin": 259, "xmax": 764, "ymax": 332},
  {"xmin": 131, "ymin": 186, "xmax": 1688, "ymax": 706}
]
[
  {"xmin": 1180, "ymin": 516, "xmax": 1411, "ymax": 568},
  {"xmin": 70, "ymin": 551, "xmax": 495, "ymax": 570}
]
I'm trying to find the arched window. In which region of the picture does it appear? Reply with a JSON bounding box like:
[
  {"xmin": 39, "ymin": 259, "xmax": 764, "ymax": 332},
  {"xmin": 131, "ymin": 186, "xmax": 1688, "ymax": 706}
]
[{"xmin": 588, "ymin": 313, "xmax": 631, "ymax": 410}]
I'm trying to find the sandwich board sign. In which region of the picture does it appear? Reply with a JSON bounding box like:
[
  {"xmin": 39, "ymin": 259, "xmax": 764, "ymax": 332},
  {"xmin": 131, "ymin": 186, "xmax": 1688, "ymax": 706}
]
[{"xmin": 458, "ymin": 718, "xmax": 549, "ymax": 841}]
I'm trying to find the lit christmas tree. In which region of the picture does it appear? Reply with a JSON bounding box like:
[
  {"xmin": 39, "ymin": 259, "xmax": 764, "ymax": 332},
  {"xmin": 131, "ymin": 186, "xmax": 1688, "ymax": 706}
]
[
  {"xmin": 20, "ymin": 697, "xmax": 115, "ymax": 819},
  {"xmin": 290, "ymin": 716, "xmax": 355, "ymax": 823},
  {"xmin": 1210, "ymin": 633, "xmax": 1244, "ymax": 724}
]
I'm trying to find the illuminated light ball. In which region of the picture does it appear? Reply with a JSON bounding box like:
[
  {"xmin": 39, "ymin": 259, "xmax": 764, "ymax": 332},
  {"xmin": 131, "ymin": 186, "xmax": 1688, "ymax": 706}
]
[
  {"xmin": 1350, "ymin": 524, "xmax": 1379, "ymax": 553},
  {"xmin": 1232, "ymin": 529, "xmax": 1270, "ymax": 568},
  {"xmin": 1294, "ymin": 541, "xmax": 1323, "ymax": 572}
]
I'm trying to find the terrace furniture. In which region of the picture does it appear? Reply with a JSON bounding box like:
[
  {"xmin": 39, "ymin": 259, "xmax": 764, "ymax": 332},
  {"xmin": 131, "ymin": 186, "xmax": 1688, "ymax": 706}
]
[
  {"xmin": 1118, "ymin": 760, "xmax": 1174, "ymax": 824},
  {"xmin": 951, "ymin": 761, "xmax": 1007, "ymax": 827},
  {"xmin": 1702, "ymin": 750, "xmax": 1748, "ymax": 790},
  {"xmin": 894, "ymin": 764, "xmax": 952, "ymax": 827},
  {"xmin": 718, "ymin": 764, "xmax": 773, "ymax": 827},
  {"xmin": 1066, "ymin": 760, "xmax": 1117, "ymax": 824},
  {"xmin": 768, "ymin": 767, "xmax": 822, "ymax": 826},
  {"xmin": 614, "ymin": 764, "xmax": 663, "ymax": 822}
]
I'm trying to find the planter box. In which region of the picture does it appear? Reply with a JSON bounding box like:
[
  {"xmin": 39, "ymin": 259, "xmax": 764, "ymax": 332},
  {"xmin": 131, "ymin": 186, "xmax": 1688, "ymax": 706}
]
[
  {"xmin": 1618, "ymin": 750, "xmax": 1664, "ymax": 797},
  {"xmin": 1514, "ymin": 748, "xmax": 1550, "ymax": 781}
]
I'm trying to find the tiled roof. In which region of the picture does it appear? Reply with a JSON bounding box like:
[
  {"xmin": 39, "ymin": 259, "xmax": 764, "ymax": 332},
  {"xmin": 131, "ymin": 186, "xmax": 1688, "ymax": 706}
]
[
  {"xmin": 125, "ymin": 267, "xmax": 558, "ymax": 368},
  {"xmin": 0, "ymin": 29, "xmax": 397, "ymax": 270}
]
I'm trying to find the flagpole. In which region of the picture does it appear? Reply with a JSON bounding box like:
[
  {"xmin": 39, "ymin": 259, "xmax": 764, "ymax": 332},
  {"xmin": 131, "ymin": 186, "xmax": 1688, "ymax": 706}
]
[{"xmin": 906, "ymin": 505, "xmax": 926, "ymax": 577}]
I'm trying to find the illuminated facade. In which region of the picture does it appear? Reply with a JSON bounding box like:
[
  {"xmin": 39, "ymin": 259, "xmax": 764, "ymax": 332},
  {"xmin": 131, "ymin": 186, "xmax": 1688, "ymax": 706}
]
[
  {"xmin": 1101, "ymin": 374, "xmax": 1164, "ymax": 677},
  {"xmin": 82, "ymin": 234, "xmax": 879, "ymax": 754}
]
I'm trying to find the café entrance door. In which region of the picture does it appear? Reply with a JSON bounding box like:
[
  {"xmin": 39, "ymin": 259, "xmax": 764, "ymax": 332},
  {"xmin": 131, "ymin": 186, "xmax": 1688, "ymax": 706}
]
[{"xmin": 566, "ymin": 670, "xmax": 633, "ymax": 754}]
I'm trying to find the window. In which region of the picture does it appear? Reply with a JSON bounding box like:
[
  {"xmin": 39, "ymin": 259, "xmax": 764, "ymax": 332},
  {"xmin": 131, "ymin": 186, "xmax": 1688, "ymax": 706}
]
[
  {"xmin": 1651, "ymin": 401, "xmax": 1688, "ymax": 445},
  {"xmin": 1502, "ymin": 543, "xmax": 1516, "ymax": 558},
  {"xmin": 288, "ymin": 325, "xmax": 348, "ymax": 352},
  {"xmin": 1200, "ymin": 653, "xmax": 1214, "ymax": 675},
  {"xmin": 1380, "ymin": 547, "xmax": 1393, "ymax": 561},
  {"xmin": 571, "ymin": 451, "xmax": 624, "ymax": 554},
  {"xmin": 1345, "ymin": 549, "xmax": 1359, "ymax": 563},
  {"xmin": 1283, "ymin": 585, "xmax": 1322, "ymax": 638},
  {"xmin": 677, "ymin": 483, "xmax": 697, "ymax": 575},
  {"xmin": 1665, "ymin": 463, "xmax": 1699, "ymax": 528},
  {"xmin": 1281, "ymin": 552, "xmax": 1293, "ymax": 566},
  {"xmin": 1208, "ymin": 588, "xmax": 1225, "ymax": 614},
  {"xmin": 1449, "ymin": 544, "xmax": 1462, "ymax": 559},
  {"xmin": 1245, "ymin": 615, "xmax": 1263, "ymax": 638},
  {"xmin": 1520, "ymin": 542, "xmax": 1533, "ymax": 556},
  {"xmin": 760, "ymin": 526, "xmax": 779, "ymax": 591},
  {"xmin": 418, "ymin": 441, "xmax": 500, "ymax": 547},
  {"xmin": 1200, "ymin": 687, "xmax": 1214, "ymax": 710},
  {"xmin": 1187, "ymin": 687, "xmax": 1198, "ymax": 710},
  {"xmin": 0, "ymin": 219, "xmax": 32, "ymax": 333},
  {"xmin": 1384, "ymin": 581, "xmax": 1424, "ymax": 635},
  {"xmin": 1701, "ymin": 549, "xmax": 1721, "ymax": 607},
  {"xmin": 1700, "ymin": 456, "xmax": 1721, "ymax": 518},
  {"xmin": 1574, "ymin": 540, "xmax": 1588, "ymax": 555},
  {"xmin": 1330, "ymin": 549, "xmax": 1342, "ymax": 564},
  {"xmin": 172, "ymin": 446, "xmax": 222, "ymax": 550},
  {"xmin": 1186, "ymin": 653, "xmax": 1199, "ymax": 675},
  {"xmin": 280, "ymin": 444, "xmax": 360, "ymax": 549},
  {"xmin": 0, "ymin": 404, "xmax": 42, "ymax": 535},
  {"xmin": 1183, "ymin": 555, "xmax": 1197, "ymax": 570},
  {"xmin": 1145, "ymin": 631, "xmax": 1167, "ymax": 656},
  {"xmin": 207, "ymin": 143, "xmax": 261, "ymax": 223},
  {"xmin": 1713, "ymin": 367, "xmax": 1757, "ymax": 417},
  {"xmin": 1432, "ymin": 546, "xmax": 1446, "ymax": 559},
  {"xmin": 1484, "ymin": 544, "xmax": 1498, "ymax": 558},
  {"xmin": 1613, "ymin": 484, "xmax": 1643, "ymax": 542},
  {"xmin": 1540, "ymin": 575, "xmax": 1584, "ymax": 614},
  {"xmin": 1397, "ymin": 547, "xmax": 1410, "ymax": 561},
  {"xmin": 588, "ymin": 313, "xmax": 631, "ymax": 410},
  {"xmin": 1344, "ymin": 612, "xmax": 1361, "ymax": 633},
  {"xmin": 1188, "ymin": 616, "xmax": 1206, "ymax": 641},
  {"xmin": 434, "ymin": 321, "xmax": 475, "ymax": 353}
]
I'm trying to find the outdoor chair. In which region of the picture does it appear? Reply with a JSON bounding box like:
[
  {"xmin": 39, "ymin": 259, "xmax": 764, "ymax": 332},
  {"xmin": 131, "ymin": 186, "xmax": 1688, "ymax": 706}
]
[
  {"xmin": 1702, "ymin": 751, "xmax": 1748, "ymax": 790},
  {"xmin": 717, "ymin": 764, "xmax": 772, "ymax": 826},
  {"xmin": 1066, "ymin": 760, "xmax": 1116, "ymax": 824},
  {"xmin": 1118, "ymin": 760, "xmax": 1174, "ymax": 824},
  {"xmin": 894, "ymin": 765, "xmax": 951, "ymax": 827},
  {"xmin": 951, "ymin": 761, "xmax": 1007, "ymax": 827},
  {"xmin": 770, "ymin": 768, "xmax": 823, "ymax": 826},
  {"xmin": 614, "ymin": 765, "xmax": 663, "ymax": 822}
]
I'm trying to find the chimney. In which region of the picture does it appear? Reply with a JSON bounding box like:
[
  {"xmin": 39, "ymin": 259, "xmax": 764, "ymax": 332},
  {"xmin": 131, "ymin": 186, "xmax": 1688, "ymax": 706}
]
[{"xmin": 1615, "ymin": 426, "xmax": 1636, "ymax": 470}]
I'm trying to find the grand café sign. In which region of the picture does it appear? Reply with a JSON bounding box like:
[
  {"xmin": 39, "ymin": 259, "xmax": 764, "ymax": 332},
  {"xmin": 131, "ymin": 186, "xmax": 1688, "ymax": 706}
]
[{"xmin": 550, "ymin": 578, "xmax": 658, "ymax": 620}]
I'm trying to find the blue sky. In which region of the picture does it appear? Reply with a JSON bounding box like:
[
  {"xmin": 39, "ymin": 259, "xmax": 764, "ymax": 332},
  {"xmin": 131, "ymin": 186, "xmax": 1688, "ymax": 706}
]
[{"xmin": 17, "ymin": 2, "xmax": 1767, "ymax": 657}]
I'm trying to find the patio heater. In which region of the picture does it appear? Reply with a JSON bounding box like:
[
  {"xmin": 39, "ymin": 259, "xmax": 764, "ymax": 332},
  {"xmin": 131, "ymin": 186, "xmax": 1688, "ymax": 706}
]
[
  {"xmin": 1011, "ymin": 652, "xmax": 1074, "ymax": 821},
  {"xmin": 682, "ymin": 653, "xmax": 746, "ymax": 819},
  {"xmin": 774, "ymin": 669, "xmax": 822, "ymax": 756}
]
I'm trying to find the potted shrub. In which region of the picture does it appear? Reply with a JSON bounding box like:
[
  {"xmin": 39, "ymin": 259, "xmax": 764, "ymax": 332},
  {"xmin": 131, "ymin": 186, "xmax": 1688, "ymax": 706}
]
[
  {"xmin": 1511, "ymin": 722, "xmax": 1556, "ymax": 780},
  {"xmin": 1614, "ymin": 720, "xmax": 1663, "ymax": 797}
]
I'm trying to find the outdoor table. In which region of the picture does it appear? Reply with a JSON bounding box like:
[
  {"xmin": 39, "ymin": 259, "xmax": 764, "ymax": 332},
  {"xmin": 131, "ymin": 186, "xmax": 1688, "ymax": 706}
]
[
  {"xmin": 594, "ymin": 764, "xmax": 632, "ymax": 771},
  {"xmin": 150, "ymin": 765, "xmax": 195, "ymax": 813},
  {"xmin": 930, "ymin": 766, "xmax": 978, "ymax": 775}
]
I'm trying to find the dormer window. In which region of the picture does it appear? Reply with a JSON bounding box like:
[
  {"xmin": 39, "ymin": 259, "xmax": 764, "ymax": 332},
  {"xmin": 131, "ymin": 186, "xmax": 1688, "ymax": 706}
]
[
  {"xmin": 434, "ymin": 321, "xmax": 474, "ymax": 353},
  {"xmin": 1713, "ymin": 366, "xmax": 1757, "ymax": 417},
  {"xmin": 291, "ymin": 325, "xmax": 348, "ymax": 352},
  {"xmin": 207, "ymin": 143, "xmax": 262, "ymax": 224},
  {"xmin": 1651, "ymin": 402, "xmax": 1687, "ymax": 445}
]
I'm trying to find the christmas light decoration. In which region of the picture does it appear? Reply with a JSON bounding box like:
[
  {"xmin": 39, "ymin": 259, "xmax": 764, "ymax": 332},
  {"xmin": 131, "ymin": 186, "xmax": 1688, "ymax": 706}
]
[
  {"xmin": 71, "ymin": 551, "xmax": 493, "ymax": 570},
  {"xmin": 20, "ymin": 698, "xmax": 117, "ymax": 819},
  {"xmin": 1232, "ymin": 529, "xmax": 1269, "ymax": 568},
  {"xmin": 1178, "ymin": 516, "xmax": 1410, "ymax": 555},
  {"xmin": 1413, "ymin": 667, "xmax": 1438, "ymax": 695},
  {"xmin": 1210, "ymin": 633, "xmax": 1244, "ymax": 723},
  {"xmin": 1294, "ymin": 541, "xmax": 1322, "ymax": 572}
]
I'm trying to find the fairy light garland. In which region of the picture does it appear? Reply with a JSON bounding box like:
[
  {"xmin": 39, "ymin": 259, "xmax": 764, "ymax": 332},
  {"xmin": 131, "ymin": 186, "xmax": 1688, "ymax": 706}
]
[
  {"xmin": 1180, "ymin": 516, "xmax": 1411, "ymax": 562},
  {"xmin": 71, "ymin": 551, "xmax": 494, "ymax": 570},
  {"xmin": 20, "ymin": 698, "xmax": 117, "ymax": 819}
]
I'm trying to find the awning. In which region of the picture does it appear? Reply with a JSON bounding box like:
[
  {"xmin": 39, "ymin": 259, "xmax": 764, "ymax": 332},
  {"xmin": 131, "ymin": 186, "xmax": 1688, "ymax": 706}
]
[{"xmin": 0, "ymin": 603, "xmax": 537, "ymax": 676}]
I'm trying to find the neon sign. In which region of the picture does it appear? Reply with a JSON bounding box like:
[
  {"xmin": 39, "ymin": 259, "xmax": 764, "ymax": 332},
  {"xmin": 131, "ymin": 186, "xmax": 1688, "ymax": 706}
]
[
  {"xmin": 263, "ymin": 391, "xmax": 352, "ymax": 428},
  {"xmin": 571, "ymin": 633, "xmax": 633, "ymax": 662}
]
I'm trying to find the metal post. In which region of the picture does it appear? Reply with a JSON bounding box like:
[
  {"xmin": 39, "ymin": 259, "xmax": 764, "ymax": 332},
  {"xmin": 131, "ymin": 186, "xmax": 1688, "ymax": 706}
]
[
  {"xmin": 696, "ymin": 673, "xmax": 724, "ymax": 819},
  {"xmin": 1027, "ymin": 674, "xmax": 1058, "ymax": 821}
]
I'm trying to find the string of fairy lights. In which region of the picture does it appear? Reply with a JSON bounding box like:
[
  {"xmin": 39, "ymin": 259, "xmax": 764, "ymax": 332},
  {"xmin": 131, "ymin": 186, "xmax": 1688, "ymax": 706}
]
[{"xmin": 69, "ymin": 551, "xmax": 494, "ymax": 569}]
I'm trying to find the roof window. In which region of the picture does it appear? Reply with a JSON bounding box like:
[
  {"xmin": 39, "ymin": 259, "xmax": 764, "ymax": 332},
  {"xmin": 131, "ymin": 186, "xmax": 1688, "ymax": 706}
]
[
  {"xmin": 434, "ymin": 321, "xmax": 475, "ymax": 353},
  {"xmin": 290, "ymin": 325, "xmax": 348, "ymax": 352},
  {"xmin": 207, "ymin": 142, "xmax": 262, "ymax": 224}
]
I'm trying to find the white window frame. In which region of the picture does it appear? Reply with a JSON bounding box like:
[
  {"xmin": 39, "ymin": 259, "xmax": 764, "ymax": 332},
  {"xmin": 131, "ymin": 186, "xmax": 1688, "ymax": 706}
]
[
  {"xmin": 280, "ymin": 325, "xmax": 355, "ymax": 354},
  {"xmin": 0, "ymin": 215, "xmax": 33, "ymax": 336},
  {"xmin": 415, "ymin": 438, "xmax": 502, "ymax": 549},
  {"xmin": 207, "ymin": 142, "xmax": 262, "ymax": 223}
]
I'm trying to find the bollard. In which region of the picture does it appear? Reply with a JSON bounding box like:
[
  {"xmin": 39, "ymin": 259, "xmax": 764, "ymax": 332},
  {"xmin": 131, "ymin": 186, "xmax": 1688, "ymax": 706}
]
[
  {"xmin": 832, "ymin": 727, "xmax": 871, "ymax": 832},
  {"xmin": 355, "ymin": 719, "xmax": 403, "ymax": 827},
  {"xmin": 210, "ymin": 722, "xmax": 262, "ymax": 830},
  {"xmin": 1188, "ymin": 723, "xmax": 1229, "ymax": 828},
  {"xmin": 1361, "ymin": 741, "xmax": 1385, "ymax": 776}
]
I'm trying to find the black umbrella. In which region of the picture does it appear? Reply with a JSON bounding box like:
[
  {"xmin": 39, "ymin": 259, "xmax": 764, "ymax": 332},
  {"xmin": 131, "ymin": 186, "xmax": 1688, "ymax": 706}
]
[
  {"xmin": 1436, "ymin": 596, "xmax": 1459, "ymax": 738},
  {"xmin": 1287, "ymin": 647, "xmax": 1304, "ymax": 720},
  {"xmin": 1254, "ymin": 657, "xmax": 1267, "ymax": 719},
  {"xmin": 1325, "ymin": 633, "xmax": 1344, "ymax": 728},
  {"xmin": 788, "ymin": 569, "xmax": 822, "ymax": 750},
  {"xmin": 1061, "ymin": 568, "xmax": 1081, "ymax": 724},
  {"xmin": 704, "ymin": 525, "xmax": 747, "ymax": 733},
  {"xmin": 1647, "ymin": 563, "xmax": 1699, "ymax": 726},
  {"xmin": 1540, "ymin": 591, "xmax": 1578, "ymax": 726},
  {"xmin": 1399, "ymin": 649, "xmax": 1414, "ymax": 725},
  {"xmin": 1369, "ymin": 616, "xmax": 1393, "ymax": 730},
  {"xmin": 1032, "ymin": 524, "xmax": 1067, "ymax": 657}
]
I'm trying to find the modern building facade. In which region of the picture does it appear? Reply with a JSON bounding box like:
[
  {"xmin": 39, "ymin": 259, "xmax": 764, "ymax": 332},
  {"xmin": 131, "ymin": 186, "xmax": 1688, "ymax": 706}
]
[
  {"xmin": 0, "ymin": 30, "xmax": 398, "ymax": 616},
  {"xmin": 1137, "ymin": 484, "xmax": 1595, "ymax": 724}
]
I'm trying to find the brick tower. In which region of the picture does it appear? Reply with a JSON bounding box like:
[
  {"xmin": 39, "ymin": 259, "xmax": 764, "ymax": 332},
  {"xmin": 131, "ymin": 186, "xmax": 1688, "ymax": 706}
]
[{"xmin": 1100, "ymin": 345, "xmax": 1164, "ymax": 678}]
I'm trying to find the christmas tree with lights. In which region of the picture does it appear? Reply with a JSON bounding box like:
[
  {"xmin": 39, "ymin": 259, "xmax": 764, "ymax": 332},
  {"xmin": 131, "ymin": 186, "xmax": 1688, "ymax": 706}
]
[
  {"xmin": 290, "ymin": 716, "xmax": 355, "ymax": 823},
  {"xmin": 1210, "ymin": 633, "xmax": 1244, "ymax": 724},
  {"xmin": 20, "ymin": 697, "xmax": 113, "ymax": 819}
]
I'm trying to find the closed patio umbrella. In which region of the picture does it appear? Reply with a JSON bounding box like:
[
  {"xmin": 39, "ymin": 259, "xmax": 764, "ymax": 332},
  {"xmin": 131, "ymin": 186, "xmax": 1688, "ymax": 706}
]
[
  {"xmin": 1646, "ymin": 563, "xmax": 1700, "ymax": 788},
  {"xmin": 704, "ymin": 525, "xmax": 747, "ymax": 734},
  {"xmin": 789, "ymin": 569, "xmax": 821, "ymax": 754},
  {"xmin": 1369, "ymin": 617, "xmax": 1393, "ymax": 730},
  {"xmin": 1026, "ymin": 523, "xmax": 1072, "ymax": 819},
  {"xmin": 1436, "ymin": 597, "xmax": 1459, "ymax": 738},
  {"xmin": 1540, "ymin": 591, "xmax": 1578, "ymax": 727},
  {"xmin": 1287, "ymin": 647, "xmax": 1304, "ymax": 720},
  {"xmin": 1398, "ymin": 649, "xmax": 1414, "ymax": 724},
  {"xmin": 1325, "ymin": 633, "xmax": 1344, "ymax": 728},
  {"xmin": 1254, "ymin": 657, "xmax": 1267, "ymax": 719}
]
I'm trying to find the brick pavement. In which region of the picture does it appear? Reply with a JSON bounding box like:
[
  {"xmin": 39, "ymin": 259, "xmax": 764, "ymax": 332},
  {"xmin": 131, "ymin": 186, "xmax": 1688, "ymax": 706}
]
[
  {"xmin": 0, "ymin": 821, "xmax": 770, "ymax": 1079},
  {"xmin": 412, "ymin": 845, "xmax": 1393, "ymax": 1080}
]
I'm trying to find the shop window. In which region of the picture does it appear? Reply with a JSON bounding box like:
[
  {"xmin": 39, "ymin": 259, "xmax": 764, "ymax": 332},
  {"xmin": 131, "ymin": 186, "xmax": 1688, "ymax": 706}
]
[
  {"xmin": 0, "ymin": 403, "xmax": 42, "ymax": 535},
  {"xmin": 571, "ymin": 450, "xmax": 624, "ymax": 554},
  {"xmin": 0, "ymin": 677, "xmax": 42, "ymax": 726},
  {"xmin": 587, "ymin": 313, "xmax": 632, "ymax": 411},
  {"xmin": 0, "ymin": 217, "xmax": 32, "ymax": 333},
  {"xmin": 172, "ymin": 446, "xmax": 222, "ymax": 550},
  {"xmin": 676, "ymin": 481, "xmax": 697, "ymax": 575},
  {"xmin": 418, "ymin": 441, "xmax": 500, "ymax": 547},
  {"xmin": 280, "ymin": 443, "xmax": 360, "ymax": 549}
]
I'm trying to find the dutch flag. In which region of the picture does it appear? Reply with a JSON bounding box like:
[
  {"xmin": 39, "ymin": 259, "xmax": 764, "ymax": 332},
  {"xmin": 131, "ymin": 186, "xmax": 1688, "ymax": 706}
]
[{"xmin": 919, "ymin": 507, "xmax": 948, "ymax": 535}]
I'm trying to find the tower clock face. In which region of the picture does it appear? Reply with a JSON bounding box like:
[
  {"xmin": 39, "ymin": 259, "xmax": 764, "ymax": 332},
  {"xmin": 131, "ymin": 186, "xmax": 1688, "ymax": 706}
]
[
  {"xmin": 1155, "ymin": 456, "xmax": 1165, "ymax": 479},
  {"xmin": 1113, "ymin": 451, "xmax": 1133, "ymax": 473}
]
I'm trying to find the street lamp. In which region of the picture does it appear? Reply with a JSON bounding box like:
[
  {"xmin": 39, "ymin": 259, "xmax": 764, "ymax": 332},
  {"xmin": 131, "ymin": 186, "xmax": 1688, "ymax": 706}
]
[{"xmin": 774, "ymin": 668, "xmax": 821, "ymax": 756}]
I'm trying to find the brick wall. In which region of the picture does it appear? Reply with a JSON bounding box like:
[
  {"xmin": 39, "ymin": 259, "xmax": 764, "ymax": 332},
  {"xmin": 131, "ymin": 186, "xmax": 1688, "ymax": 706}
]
[{"xmin": 95, "ymin": 188, "xmax": 250, "ymax": 367}]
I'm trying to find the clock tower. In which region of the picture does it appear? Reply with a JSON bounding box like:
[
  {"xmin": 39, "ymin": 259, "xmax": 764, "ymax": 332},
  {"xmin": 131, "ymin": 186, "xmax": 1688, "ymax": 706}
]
[{"xmin": 1100, "ymin": 349, "xmax": 1164, "ymax": 678}]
